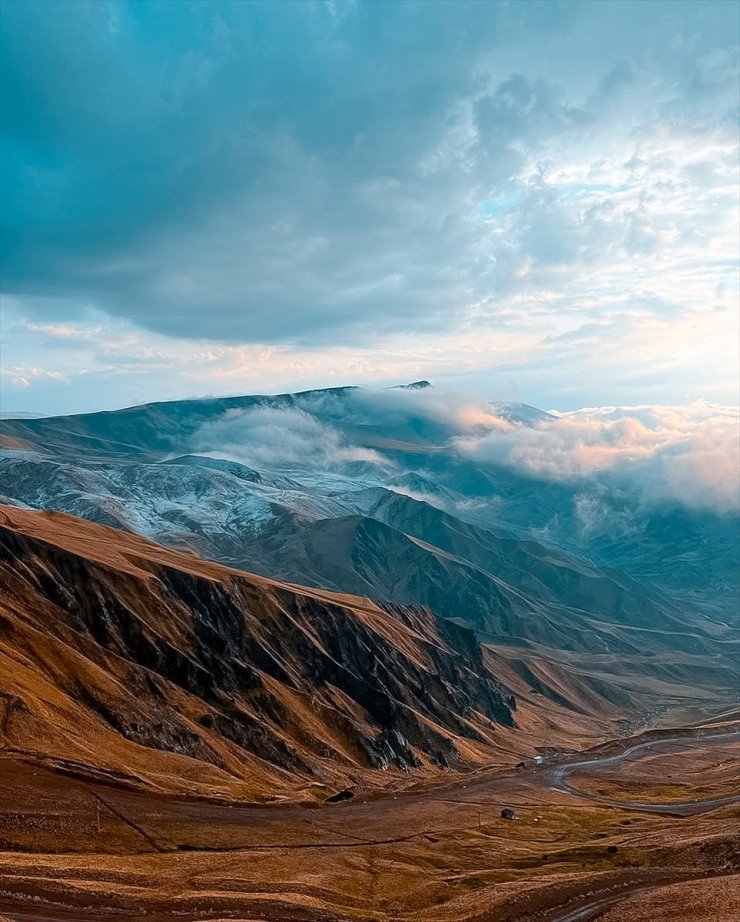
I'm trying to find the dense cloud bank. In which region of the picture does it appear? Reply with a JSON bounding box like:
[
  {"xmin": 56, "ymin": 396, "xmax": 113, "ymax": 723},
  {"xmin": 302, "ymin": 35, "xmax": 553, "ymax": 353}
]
[
  {"xmin": 192, "ymin": 387, "xmax": 740, "ymax": 514},
  {"xmin": 2, "ymin": 1, "xmax": 738, "ymax": 417},
  {"xmin": 459, "ymin": 405, "xmax": 739, "ymax": 514}
]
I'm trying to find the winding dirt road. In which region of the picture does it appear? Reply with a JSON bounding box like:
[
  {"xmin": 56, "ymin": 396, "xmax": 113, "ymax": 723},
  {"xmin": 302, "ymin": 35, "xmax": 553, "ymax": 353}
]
[{"xmin": 545, "ymin": 729, "xmax": 740, "ymax": 815}]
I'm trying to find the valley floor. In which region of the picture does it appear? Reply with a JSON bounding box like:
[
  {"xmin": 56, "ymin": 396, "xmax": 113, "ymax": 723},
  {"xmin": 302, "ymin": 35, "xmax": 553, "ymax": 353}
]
[{"xmin": 1, "ymin": 722, "xmax": 738, "ymax": 922}]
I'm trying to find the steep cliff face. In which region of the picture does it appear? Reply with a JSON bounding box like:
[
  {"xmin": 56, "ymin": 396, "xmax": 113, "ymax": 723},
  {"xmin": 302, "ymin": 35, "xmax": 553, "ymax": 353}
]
[{"xmin": 0, "ymin": 505, "xmax": 514, "ymax": 802}]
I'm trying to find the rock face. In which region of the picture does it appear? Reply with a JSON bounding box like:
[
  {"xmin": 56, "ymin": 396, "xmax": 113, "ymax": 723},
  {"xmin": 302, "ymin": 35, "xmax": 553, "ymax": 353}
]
[{"xmin": 0, "ymin": 504, "xmax": 514, "ymax": 801}]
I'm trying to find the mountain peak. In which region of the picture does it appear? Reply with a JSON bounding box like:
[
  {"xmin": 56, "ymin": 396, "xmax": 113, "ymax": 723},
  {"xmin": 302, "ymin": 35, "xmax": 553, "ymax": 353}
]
[{"xmin": 392, "ymin": 380, "xmax": 432, "ymax": 390}]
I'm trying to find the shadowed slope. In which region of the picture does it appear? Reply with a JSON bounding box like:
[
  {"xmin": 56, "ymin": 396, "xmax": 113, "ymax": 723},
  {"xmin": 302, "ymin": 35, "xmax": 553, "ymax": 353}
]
[{"xmin": 0, "ymin": 504, "xmax": 515, "ymax": 802}]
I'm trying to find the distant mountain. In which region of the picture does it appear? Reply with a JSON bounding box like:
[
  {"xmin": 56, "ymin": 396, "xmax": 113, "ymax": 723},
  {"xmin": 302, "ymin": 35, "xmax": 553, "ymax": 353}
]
[
  {"xmin": 0, "ymin": 411, "xmax": 49, "ymax": 420},
  {"xmin": 0, "ymin": 386, "xmax": 360, "ymax": 461},
  {"xmin": 489, "ymin": 401, "xmax": 555, "ymax": 425},
  {"xmin": 390, "ymin": 379, "xmax": 433, "ymax": 390}
]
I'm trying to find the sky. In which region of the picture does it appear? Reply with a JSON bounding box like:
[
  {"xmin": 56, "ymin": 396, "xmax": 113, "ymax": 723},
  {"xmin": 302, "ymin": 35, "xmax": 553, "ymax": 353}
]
[{"xmin": 1, "ymin": 0, "xmax": 738, "ymax": 416}]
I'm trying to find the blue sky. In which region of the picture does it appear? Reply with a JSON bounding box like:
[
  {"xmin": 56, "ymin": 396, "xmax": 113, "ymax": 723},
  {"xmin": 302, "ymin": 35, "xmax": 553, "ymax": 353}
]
[{"xmin": 1, "ymin": 0, "xmax": 738, "ymax": 414}]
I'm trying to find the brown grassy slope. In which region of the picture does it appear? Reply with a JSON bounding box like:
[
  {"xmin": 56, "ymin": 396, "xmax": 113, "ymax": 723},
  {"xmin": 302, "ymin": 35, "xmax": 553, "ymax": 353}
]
[
  {"xmin": 0, "ymin": 740, "xmax": 737, "ymax": 921},
  {"xmin": 0, "ymin": 504, "xmax": 526, "ymax": 802},
  {"xmin": 599, "ymin": 874, "xmax": 740, "ymax": 921}
]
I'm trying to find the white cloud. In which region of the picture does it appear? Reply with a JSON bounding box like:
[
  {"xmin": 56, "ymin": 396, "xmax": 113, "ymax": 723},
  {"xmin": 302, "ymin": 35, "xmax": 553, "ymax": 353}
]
[
  {"xmin": 454, "ymin": 401, "xmax": 740, "ymax": 513},
  {"xmin": 0, "ymin": 364, "xmax": 67, "ymax": 390},
  {"xmin": 191, "ymin": 405, "xmax": 386, "ymax": 471}
]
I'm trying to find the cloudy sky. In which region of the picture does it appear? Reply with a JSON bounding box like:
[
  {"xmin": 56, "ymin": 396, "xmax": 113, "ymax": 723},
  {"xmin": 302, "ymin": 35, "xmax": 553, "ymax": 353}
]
[{"xmin": 1, "ymin": 0, "xmax": 738, "ymax": 415}]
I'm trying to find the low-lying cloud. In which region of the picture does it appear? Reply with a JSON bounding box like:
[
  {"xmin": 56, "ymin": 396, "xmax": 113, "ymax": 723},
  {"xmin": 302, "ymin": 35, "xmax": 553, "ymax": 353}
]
[
  {"xmin": 191, "ymin": 405, "xmax": 386, "ymax": 471},
  {"xmin": 454, "ymin": 401, "xmax": 740, "ymax": 514},
  {"xmin": 191, "ymin": 386, "xmax": 740, "ymax": 514}
]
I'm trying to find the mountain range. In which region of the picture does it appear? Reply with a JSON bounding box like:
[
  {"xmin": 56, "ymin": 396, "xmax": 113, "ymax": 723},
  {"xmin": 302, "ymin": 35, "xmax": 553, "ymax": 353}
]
[{"xmin": 1, "ymin": 384, "xmax": 738, "ymax": 728}]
